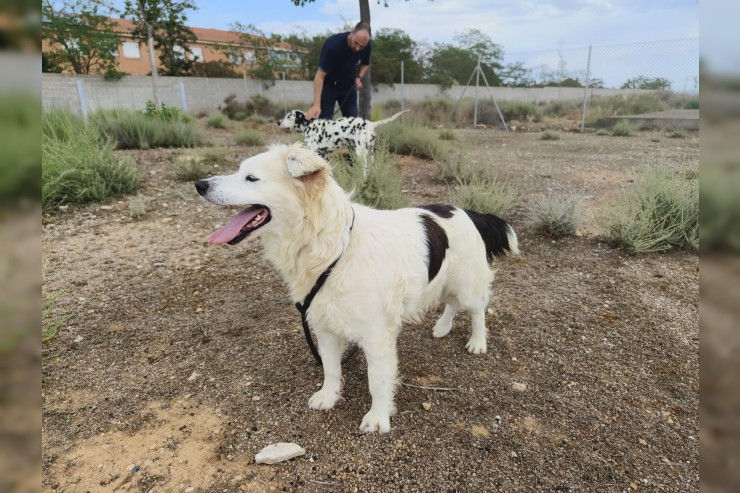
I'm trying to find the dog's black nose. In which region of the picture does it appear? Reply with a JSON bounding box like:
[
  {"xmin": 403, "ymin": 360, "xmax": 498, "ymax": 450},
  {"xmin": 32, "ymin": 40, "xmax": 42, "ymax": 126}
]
[{"xmin": 195, "ymin": 180, "xmax": 209, "ymax": 196}]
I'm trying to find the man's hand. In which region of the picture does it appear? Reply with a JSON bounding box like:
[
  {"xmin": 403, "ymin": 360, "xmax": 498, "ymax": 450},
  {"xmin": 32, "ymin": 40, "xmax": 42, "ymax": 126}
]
[
  {"xmin": 305, "ymin": 105, "xmax": 321, "ymax": 120},
  {"xmin": 355, "ymin": 77, "xmax": 363, "ymax": 91}
]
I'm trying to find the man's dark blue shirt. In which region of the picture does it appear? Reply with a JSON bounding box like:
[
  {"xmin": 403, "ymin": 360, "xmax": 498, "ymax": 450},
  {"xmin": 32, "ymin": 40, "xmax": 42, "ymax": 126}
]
[{"xmin": 319, "ymin": 32, "xmax": 372, "ymax": 87}]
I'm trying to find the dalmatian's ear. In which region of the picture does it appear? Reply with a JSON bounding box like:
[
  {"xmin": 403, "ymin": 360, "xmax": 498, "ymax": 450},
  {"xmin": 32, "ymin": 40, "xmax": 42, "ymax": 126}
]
[
  {"xmin": 286, "ymin": 143, "xmax": 328, "ymax": 178},
  {"xmin": 294, "ymin": 111, "xmax": 307, "ymax": 125}
]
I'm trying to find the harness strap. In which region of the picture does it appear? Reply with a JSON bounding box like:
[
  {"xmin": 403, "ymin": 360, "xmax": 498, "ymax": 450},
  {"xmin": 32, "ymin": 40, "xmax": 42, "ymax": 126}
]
[{"xmin": 295, "ymin": 209, "xmax": 357, "ymax": 365}]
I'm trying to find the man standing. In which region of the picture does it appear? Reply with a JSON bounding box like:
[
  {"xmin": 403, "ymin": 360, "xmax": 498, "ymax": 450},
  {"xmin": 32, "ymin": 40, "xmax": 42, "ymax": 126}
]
[{"xmin": 305, "ymin": 22, "xmax": 372, "ymax": 120}]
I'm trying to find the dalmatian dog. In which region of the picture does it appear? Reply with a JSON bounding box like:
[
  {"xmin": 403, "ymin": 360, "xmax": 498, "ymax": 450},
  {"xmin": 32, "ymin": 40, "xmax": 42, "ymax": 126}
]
[{"xmin": 278, "ymin": 109, "xmax": 409, "ymax": 176}]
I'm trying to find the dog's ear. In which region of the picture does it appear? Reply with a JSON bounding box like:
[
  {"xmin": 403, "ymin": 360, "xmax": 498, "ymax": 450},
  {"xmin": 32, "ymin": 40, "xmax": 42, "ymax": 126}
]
[
  {"xmin": 286, "ymin": 144, "xmax": 328, "ymax": 178},
  {"xmin": 294, "ymin": 111, "xmax": 306, "ymax": 125}
]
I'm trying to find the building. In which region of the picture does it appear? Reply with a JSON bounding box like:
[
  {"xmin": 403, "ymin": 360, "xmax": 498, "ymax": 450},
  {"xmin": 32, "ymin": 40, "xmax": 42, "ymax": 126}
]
[{"xmin": 44, "ymin": 16, "xmax": 306, "ymax": 78}]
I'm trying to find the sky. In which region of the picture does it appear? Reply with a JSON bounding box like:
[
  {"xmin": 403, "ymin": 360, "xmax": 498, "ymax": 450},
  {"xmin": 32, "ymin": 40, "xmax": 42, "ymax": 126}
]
[
  {"xmin": 183, "ymin": 0, "xmax": 700, "ymax": 89},
  {"xmin": 189, "ymin": 0, "xmax": 698, "ymax": 54}
]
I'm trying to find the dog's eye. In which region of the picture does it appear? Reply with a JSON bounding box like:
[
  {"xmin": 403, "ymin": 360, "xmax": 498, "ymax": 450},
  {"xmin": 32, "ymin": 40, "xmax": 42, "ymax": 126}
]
[{"xmin": 245, "ymin": 175, "xmax": 259, "ymax": 182}]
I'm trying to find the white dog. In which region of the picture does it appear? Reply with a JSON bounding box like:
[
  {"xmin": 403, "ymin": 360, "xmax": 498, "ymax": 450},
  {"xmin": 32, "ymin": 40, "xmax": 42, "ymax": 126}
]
[
  {"xmin": 278, "ymin": 109, "xmax": 409, "ymax": 176},
  {"xmin": 195, "ymin": 144, "xmax": 519, "ymax": 433}
]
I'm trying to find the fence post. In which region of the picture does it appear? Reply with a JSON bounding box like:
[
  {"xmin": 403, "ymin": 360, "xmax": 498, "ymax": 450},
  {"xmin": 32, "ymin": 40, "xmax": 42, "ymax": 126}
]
[
  {"xmin": 473, "ymin": 55, "xmax": 481, "ymax": 126},
  {"xmin": 179, "ymin": 81, "xmax": 188, "ymax": 112},
  {"xmin": 580, "ymin": 45, "xmax": 592, "ymax": 133},
  {"xmin": 243, "ymin": 73, "xmax": 249, "ymax": 102},
  {"xmin": 401, "ymin": 61, "xmax": 405, "ymax": 114},
  {"xmin": 76, "ymin": 78, "xmax": 88, "ymax": 122},
  {"xmin": 282, "ymin": 71, "xmax": 287, "ymax": 116}
]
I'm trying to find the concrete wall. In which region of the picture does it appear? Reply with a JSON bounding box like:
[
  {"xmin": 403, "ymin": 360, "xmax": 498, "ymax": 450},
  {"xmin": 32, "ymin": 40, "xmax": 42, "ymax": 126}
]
[{"xmin": 42, "ymin": 73, "xmax": 643, "ymax": 116}]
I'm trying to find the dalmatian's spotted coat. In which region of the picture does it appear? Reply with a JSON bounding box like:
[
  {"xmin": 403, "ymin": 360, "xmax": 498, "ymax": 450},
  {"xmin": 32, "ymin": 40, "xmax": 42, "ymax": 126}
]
[{"xmin": 278, "ymin": 109, "xmax": 409, "ymax": 175}]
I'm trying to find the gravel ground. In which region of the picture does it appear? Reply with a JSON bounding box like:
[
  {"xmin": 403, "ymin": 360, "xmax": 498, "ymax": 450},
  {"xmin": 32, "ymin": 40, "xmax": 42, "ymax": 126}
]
[{"xmin": 42, "ymin": 125, "xmax": 698, "ymax": 492}]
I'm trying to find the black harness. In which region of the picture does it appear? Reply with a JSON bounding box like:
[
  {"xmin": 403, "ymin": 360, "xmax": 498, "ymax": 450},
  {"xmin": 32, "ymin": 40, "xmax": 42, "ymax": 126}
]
[{"xmin": 295, "ymin": 210, "xmax": 358, "ymax": 365}]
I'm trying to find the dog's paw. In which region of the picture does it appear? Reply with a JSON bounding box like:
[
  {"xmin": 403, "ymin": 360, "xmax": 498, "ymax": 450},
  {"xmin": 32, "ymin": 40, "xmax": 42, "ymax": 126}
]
[
  {"xmin": 432, "ymin": 319, "xmax": 452, "ymax": 338},
  {"xmin": 308, "ymin": 389, "xmax": 340, "ymax": 411},
  {"xmin": 359, "ymin": 410, "xmax": 391, "ymax": 433},
  {"xmin": 466, "ymin": 338, "xmax": 487, "ymax": 355}
]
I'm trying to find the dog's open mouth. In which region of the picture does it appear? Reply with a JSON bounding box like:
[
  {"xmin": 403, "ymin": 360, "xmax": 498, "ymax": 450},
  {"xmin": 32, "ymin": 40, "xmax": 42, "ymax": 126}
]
[{"xmin": 208, "ymin": 205, "xmax": 271, "ymax": 245}]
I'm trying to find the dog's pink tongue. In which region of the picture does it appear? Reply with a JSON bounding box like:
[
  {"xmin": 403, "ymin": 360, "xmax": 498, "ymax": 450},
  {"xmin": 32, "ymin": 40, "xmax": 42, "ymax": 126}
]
[{"xmin": 208, "ymin": 206, "xmax": 261, "ymax": 245}]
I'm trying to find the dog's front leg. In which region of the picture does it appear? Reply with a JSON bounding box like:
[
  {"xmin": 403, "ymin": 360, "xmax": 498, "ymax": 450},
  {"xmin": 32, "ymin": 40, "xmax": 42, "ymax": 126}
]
[
  {"xmin": 308, "ymin": 329, "xmax": 344, "ymax": 411},
  {"xmin": 359, "ymin": 337, "xmax": 398, "ymax": 433}
]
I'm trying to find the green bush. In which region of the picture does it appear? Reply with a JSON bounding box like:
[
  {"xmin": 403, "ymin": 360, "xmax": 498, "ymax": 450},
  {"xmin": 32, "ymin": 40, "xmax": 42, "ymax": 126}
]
[
  {"xmin": 92, "ymin": 109, "xmax": 208, "ymax": 149},
  {"xmin": 43, "ymin": 110, "xmax": 139, "ymax": 213},
  {"xmin": 172, "ymin": 154, "xmax": 207, "ymax": 181},
  {"xmin": 435, "ymin": 154, "xmax": 496, "ymax": 185},
  {"xmin": 234, "ymin": 128, "xmax": 265, "ymax": 147},
  {"xmin": 605, "ymin": 167, "xmax": 698, "ymax": 253},
  {"xmin": 143, "ymin": 100, "xmax": 191, "ymax": 122},
  {"xmin": 683, "ymin": 97, "xmax": 700, "ymax": 109},
  {"xmin": 0, "ymin": 95, "xmax": 41, "ymax": 206},
  {"xmin": 450, "ymin": 176, "xmax": 517, "ymax": 216},
  {"xmin": 332, "ymin": 142, "xmax": 408, "ymax": 210},
  {"xmin": 540, "ymin": 130, "xmax": 561, "ymax": 141},
  {"xmin": 529, "ymin": 192, "xmax": 583, "ymax": 238},
  {"xmin": 612, "ymin": 120, "xmax": 636, "ymax": 137},
  {"xmin": 700, "ymin": 163, "xmax": 740, "ymax": 252},
  {"xmin": 377, "ymin": 123, "xmax": 450, "ymax": 161},
  {"xmin": 207, "ymin": 111, "xmax": 228, "ymax": 129},
  {"xmin": 220, "ymin": 94, "xmax": 283, "ymax": 121},
  {"xmin": 438, "ymin": 128, "xmax": 456, "ymax": 141}
]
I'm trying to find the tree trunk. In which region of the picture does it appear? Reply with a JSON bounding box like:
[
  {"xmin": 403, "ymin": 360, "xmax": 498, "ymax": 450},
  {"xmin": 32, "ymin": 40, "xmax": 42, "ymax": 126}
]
[
  {"xmin": 147, "ymin": 22, "xmax": 160, "ymax": 106},
  {"xmin": 358, "ymin": 0, "xmax": 371, "ymax": 119}
]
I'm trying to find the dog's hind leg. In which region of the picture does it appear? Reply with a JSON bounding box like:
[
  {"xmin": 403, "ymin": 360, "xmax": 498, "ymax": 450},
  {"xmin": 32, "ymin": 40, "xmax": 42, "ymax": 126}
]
[
  {"xmin": 432, "ymin": 303, "xmax": 459, "ymax": 338},
  {"xmin": 308, "ymin": 329, "xmax": 344, "ymax": 411},
  {"xmin": 359, "ymin": 335, "xmax": 398, "ymax": 433}
]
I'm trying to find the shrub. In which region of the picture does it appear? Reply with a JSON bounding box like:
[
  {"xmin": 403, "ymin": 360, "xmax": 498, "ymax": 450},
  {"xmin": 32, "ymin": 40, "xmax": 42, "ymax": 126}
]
[
  {"xmin": 450, "ymin": 175, "xmax": 517, "ymax": 216},
  {"xmin": 43, "ymin": 110, "xmax": 139, "ymax": 213},
  {"xmin": 612, "ymin": 120, "xmax": 636, "ymax": 136},
  {"xmin": 143, "ymin": 100, "xmax": 191, "ymax": 122},
  {"xmin": 529, "ymin": 192, "xmax": 584, "ymax": 238},
  {"xmin": 234, "ymin": 128, "xmax": 265, "ymax": 147},
  {"xmin": 666, "ymin": 129, "xmax": 686, "ymax": 139},
  {"xmin": 200, "ymin": 148, "xmax": 226, "ymax": 164},
  {"xmin": 435, "ymin": 154, "xmax": 495, "ymax": 185},
  {"xmin": 605, "ymin": 167, "xmax": 698, "ymax": 253},
  {"xmin": 699, "ymin": 164, "xmax": 740, "ymax": 252},
  {"xmin": 1, "ymin": 95, "xmax": 41, "ymax": 205},
  {"xmin": 207, "ymin": 111, "xmax": 228, "ymax": 129},
  {"xmin": 377, "ymin": 123, "xmax": 450, "ymax": 161},
  {"xmin": 172, "ymin": 154, "xmax": 207, "ymax": 181},
  {"xmin": 332, "ymin": 142, "xmax": 408, "ymax": 210},
  {"xmin": 683, "ymin": 97, "xmax": 699, "ymax": 110},
  {"xmin": 220, "ymin": 94, "xmax": 283, "ymax": 121},
  {"xmin": 540, "ymin": 130, "xmax": 561, "ymax": 141},
  {"xmin": 438, "ymin": 128, "xmax": 456, "ymax": 141},
  {"xmin": 129, "ymin": 195, "xmax": 148, "ymax": 218},
  {"xmin": 92, "ymin": 109, "xmax": 208, "ymax": 149}
]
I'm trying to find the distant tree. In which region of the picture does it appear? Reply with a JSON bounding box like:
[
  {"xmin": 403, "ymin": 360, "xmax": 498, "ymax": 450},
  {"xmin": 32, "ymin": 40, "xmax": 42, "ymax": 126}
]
[
  {"xmin": 42, "ymin": 0, "xmax": 122, "ymax": 77},
  {"xmin": 452, "ymin": 29, "xmax": 503, "ymax": 84},
  {"xmin": 121, "ymin": 0, "xmax": 198, "ymax": 77},
  {"xmin": 621, "ymin": 76, "xmax": 672, "ymax": 90},
  {"xmin": 370, "ymin": 28, "xmax": 422, "ymax": 85},
  {"xmin": 500, "ymin": 61, "xmax": 535, "ymax": 87},
  {"xmin": 191, "ymin": 61, "xmax": 240, "ymax": 78}
]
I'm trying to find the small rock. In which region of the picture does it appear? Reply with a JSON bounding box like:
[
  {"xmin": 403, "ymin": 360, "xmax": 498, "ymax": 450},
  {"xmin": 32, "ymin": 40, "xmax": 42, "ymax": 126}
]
[
  {"xmin": 471, "ymin": 425, "xmax": 489, "ymax": 438},
  {"xmin": 639, "ymin": 438, "xmax": 647, "ymax": 446},
  {"xmin": 252, "ymin": 396, "xmax": 261, "ymax": 402},
  {"xmin": 422, "ymin": 402, "xmax": 432, "ymax": 411},
  {"xmin": 255, "ymin": 443, "xmax": 306, "ymax": 464},
  {"xmin": 630, "ymin": 482, "xmax": 638, "ymax": 490},
  {"xmin": 74, "ymin": 335, "xmax": 84, "ymax": 343},
  {"xmin": 512, "ymin": 382, "xmax": 527, "ymax": 392},
  {"xmin": 187, "ymin": 372, "xmax": 199, "ymax": 381}
]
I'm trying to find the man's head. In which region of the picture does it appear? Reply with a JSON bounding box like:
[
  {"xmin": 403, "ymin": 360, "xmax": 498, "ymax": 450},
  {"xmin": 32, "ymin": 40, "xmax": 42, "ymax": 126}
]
[{"xmin": 348, "ymin": 22, "xmax": 371, "ymax": 53}]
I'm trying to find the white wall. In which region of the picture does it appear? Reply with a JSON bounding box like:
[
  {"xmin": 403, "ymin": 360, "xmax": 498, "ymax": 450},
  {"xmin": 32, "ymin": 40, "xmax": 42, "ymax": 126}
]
[{"xmin": 42, "ymin": 73, "xmax": 643, "ymax": 116}]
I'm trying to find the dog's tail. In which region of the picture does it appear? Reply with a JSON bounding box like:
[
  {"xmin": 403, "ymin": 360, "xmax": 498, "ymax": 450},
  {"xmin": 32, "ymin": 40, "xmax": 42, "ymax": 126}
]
[
  {"xmin": 369, "ymin": 109, "xmax": 410, "ymax": 128},
  {"xmin": 464, "ymin": 210, "xmax": 520, "ymax": 262}
]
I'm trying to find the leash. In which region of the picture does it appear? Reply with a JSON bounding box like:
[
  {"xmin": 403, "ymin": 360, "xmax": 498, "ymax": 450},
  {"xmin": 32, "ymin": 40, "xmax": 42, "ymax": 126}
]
[
  {"xmin": 295, "ymin": 209, "xmax": 358, "ymax": 365},
  {"xmin": 333, "ymin": 84, "xmax": 357, "ymax": 118}
]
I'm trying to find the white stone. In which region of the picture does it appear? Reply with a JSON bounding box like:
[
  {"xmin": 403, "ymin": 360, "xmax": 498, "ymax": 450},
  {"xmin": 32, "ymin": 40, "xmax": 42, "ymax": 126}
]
[
  {"xmin": 255, "ymin": 443, "xmax": 306, "ymax": 465},
  {"xmin": 512, "ymin": 382, "xmax": 527, "ymax": 392}
]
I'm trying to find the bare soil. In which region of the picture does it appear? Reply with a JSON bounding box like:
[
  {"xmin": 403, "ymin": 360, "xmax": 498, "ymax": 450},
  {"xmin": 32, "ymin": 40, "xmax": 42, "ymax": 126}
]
[{"xmin": 42, "ymin": 124, "xmax": 699, "ymax": 492}]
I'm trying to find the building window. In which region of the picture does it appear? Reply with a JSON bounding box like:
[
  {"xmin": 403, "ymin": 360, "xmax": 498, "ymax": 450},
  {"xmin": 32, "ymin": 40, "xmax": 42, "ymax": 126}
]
[
  {"xmin": 244, "ymin": 50, "xmax": 256, "ymax": 66},
  {"xmin": 122, "ymin": 42, "xmax": 141, "ymax": 59},
  {"xmin": 230, "ymin": 50, "xmax": 243, "ymax": 65},
  {"xmin": 173, "ymin": 45, "xmax": 185, "ymax": 59},
  {"xmin": 190, "ymin": 47, "xmax": 203, "ymax": 61}
]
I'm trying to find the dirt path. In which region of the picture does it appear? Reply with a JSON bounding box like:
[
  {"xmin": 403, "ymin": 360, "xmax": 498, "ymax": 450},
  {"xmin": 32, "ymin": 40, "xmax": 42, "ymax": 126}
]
[{"xmin": 42, "ymin": 127, "xmax": 698, "ymax": 492}]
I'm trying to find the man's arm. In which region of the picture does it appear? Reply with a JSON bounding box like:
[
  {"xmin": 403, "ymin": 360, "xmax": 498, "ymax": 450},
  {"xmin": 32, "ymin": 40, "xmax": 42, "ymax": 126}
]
[
  {"xmin": 355, "ymin": 64, "xmax": 370, "ymax": 91},
  {"xmin": 305, "ymin": 68, "xmax": 327, "ymax": 120}
]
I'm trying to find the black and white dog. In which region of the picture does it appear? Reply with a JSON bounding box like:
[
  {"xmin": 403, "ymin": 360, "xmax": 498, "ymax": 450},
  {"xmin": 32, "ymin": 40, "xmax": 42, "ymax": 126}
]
[
  {"xmin": 195, "ymin": 144, "xmax": 519, "ymax": 433},
  {"xmin": 278, "ymin": 109, "xmax": 409, "ymax": 176}
]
